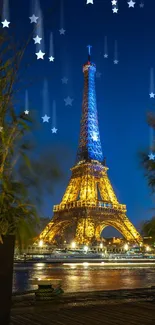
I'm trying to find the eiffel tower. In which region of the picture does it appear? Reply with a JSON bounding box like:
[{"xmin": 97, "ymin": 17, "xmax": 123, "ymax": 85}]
[{"xmin": 40, "ymin": 46, "xmax": 142, "ymax": 245}]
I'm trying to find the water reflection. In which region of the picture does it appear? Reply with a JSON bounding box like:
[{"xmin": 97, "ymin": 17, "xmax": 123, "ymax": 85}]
[{"xmin": 13, "ymin": 263, "xmax": 155, "ymax": 293}]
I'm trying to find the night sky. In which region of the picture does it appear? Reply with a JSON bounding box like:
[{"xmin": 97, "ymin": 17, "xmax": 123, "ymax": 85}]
[{"xmin": 2, "ymin": 0, "xmax": 155, "ymax": 235}]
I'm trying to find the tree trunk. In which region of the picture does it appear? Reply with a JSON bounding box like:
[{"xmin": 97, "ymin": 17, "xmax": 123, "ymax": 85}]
[{"xmin": 0, "ymin": 235, "xmax": 15, "ymax": 325}]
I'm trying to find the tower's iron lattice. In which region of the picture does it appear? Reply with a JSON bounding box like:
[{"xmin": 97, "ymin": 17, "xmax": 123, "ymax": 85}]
[{"xmin": 40, "ymin": 49, "xmax": 142, "ymax": 245}]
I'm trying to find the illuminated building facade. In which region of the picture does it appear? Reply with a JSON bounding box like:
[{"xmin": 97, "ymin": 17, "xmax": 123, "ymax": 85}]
[{"xmin": 40, "ymin": 48, "xmax": 142, "ymax": 245}]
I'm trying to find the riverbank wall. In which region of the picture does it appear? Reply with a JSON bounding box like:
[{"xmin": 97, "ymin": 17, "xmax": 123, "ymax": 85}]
[{"xmin": 12, "ymin": 286, "xmax": 155, "ymax": 309}]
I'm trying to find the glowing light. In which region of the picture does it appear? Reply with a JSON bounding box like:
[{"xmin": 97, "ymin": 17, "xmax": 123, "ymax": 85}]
[
  {"xmin": 71, "ymin": 241, "xmax": 76, "ymax": 249},
  {"xmin": 124, "ymin": 243, "xmax": 129, "ymax": 251},
  {"xmin": 100, "ymin": 243, "xmax": 103, "ymax": 248},
  {"xmin": 92, "ymin": 132, "xmax": 98, "ymax": 142},
  {"xmin": 63, "ymin": 261, "xmax": 155, "ymax": 267},
  {"xmin": 39, "ymin": 240, "xmax": 43, "ymax": 247},
  {"xmin": 84, "ymin": 245, "xmax": 89, "ymax": 252},
  {"xmin": 83, "ymin": 262, "xmax": 89, "ymax": 266},
  {"xmin": 146, "ymin": 245, "xmax": 151, "ymax": 252}
]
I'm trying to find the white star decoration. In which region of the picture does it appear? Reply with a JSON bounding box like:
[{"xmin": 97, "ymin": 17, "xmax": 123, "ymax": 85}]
[
  {"xmin": 86, "ymin": 0, "xmax": 93, "ymax": 4},
  {"xmin": 148, "ymin": 153, "xmax": 155, "ymax": 160},
  {"xmin": 33, "ymin": 35, "xmax": 42, "ymax": 44},
  {"xmin": 61, "ymin": 77, "xmax": 68, "ymax": 84},
  {"xmin": 64, "ymin": 96, "xmax": 74, "ymax": 106},
  {"xmin": 1, "ymin": 19, "xmax": 10, "ymax": 28},
  {"xmin": 24, "ymin": 110, "xmax": 29, "ymax": 115},
  {"xmin": 149, "ymin": 92, "xmax": 155, "ymax": 99},
  {"xmin": 114, "ymin": 60, "xmax": 119, "ymax": 64},
  {"xmin": 92, "ymin": 132, "xmax": 98, "ymax": 142},
  {"xmin": 104, "ymin": 54, "xmax": 108, "ymax": 58},
  {"xmin": 112, "ymin": 7, "xmax": 118, "ymax": 13},
  {"xmin": 139, "ymin": 2, "xmax": 144, "ymax": 8},
  {"xmin": 42, "ymin": 115, "xmax": 50, "ymax": 123},
  {"xmin": 51, "ymin": 127, "xmax": 57, "ymax": 133},
  {"xmin": 35, "ymin": 50, "xmax": 45, "ymax": 60},
  {"xmin": 127, "ymin": 0, "xmax": 136, "ymax": 8},
  {"xmin": 29, "ymin": 14, "xmax": 38, "ymax": 23},
  {"xmin": 111, "ymin": 0, "xmax": 117, "ymax": 5},
  {"xmin": 49, "ymin": 56, "xmax": 54, "ymax": 62},
  {"xmin": 96, "ymin": 72, "xmax": 101, "ymax": 78},
  {"xmin": 59, "ymin": 28, "xmax": 65, "ymax": 35}
]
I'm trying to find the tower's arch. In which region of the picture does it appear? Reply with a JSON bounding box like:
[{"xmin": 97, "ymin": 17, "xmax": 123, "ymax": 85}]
[
  {"xmin": 40, "ymin": 220, "xmax": 73, "ymax": 243},
  {"xmin": 95, "ymin": 215, "xmax": 141, "ymax": 244},
  {"xmin": 95, "ymin": 223, "xmax": 126, "ymax": 241}
]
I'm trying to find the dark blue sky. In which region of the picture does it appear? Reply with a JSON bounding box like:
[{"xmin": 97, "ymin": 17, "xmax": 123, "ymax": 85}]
[{"xmin": 5, "ymin": 0, "xmax": 155, "ymax": 233}]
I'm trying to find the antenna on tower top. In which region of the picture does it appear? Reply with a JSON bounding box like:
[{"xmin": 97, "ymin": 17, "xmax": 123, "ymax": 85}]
[{"xmin": 87, "ymin": 45, "xmax": 92, "ymax": 61}]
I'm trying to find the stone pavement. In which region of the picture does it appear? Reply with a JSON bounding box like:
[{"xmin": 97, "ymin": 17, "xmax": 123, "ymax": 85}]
[{"xmin": 11, "ymin": 301, "xmax": 155, "ymax": 325}]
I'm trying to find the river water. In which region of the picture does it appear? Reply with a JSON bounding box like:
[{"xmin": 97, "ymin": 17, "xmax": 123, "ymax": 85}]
[{"xmin": 13, "ymin": 262, "xmax": 155, "ymax": 293}]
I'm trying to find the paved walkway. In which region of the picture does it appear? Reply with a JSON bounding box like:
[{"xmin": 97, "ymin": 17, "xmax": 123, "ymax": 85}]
[{"xmin": 11, "ymin": 301, "xmax": 155, "ymax": 325}]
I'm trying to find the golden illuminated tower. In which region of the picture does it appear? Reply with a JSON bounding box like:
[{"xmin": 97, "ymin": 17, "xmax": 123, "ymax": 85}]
[{"xmin": 40, "ymin": 47, "xmax": 142, "ymax": 245}]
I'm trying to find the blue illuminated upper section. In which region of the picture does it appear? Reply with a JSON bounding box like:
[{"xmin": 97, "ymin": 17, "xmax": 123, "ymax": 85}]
[{"xmin": 76, "ymin": 60, "xmax": 104, "ymax": 163}]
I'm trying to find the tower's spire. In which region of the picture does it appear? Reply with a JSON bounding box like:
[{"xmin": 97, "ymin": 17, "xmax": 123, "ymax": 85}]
[
  {"xmin": 87, "ymin": 45, "xmax": 92, "ymax": 61},
  {"xmin": 76, "ymin": 48, "xmax": 103, "ymax": 164}
]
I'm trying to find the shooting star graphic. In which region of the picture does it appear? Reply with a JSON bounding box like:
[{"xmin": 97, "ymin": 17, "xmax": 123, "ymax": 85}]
[
  {"xmin": 149, "ymin": 68, "xmax": 155, "ymax": 99},
  {"xmin": 51, "ymin": 100, "xmax": 58, "ymax": 133},
  {"xmin": 1, "ymin": 0, "xmax": 10, "ymax": 28},
  {"xmin": 42, "ymin": 79, "xmax": 50, "ymax": 123}
]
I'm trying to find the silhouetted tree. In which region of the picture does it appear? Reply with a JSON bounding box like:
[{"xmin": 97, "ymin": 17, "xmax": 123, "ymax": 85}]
[{"xmin": 0, "ymin": 30, "xmax": 62, "ymax": 324}]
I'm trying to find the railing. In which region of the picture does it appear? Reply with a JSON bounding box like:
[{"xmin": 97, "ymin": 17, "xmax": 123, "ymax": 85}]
[{"xmin": 53, "ymin": 201, "xmax": 126, "ymax": 212}]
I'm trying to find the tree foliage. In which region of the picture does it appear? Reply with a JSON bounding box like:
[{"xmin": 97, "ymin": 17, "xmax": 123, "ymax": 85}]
[
  {"xmin": 0, "ymin": 30, "xmax": 62, "ymax": 247},
  {"xmin": 140, "ymin": 112, "xmax": 155, "ymax": 239},
  {"xmin": 141, "ymin": 217, "xmax": 155, "ymax": 241}
]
